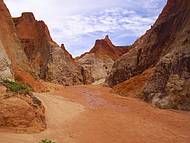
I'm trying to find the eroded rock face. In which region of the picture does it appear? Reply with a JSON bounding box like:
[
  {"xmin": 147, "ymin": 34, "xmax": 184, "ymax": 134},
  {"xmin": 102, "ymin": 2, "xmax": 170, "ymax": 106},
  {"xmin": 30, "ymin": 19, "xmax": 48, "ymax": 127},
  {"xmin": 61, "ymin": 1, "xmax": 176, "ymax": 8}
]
[
  {"xmin": 13, "ymin": 13, "xmax": 84, "ymax": 85},
  {"xmin": 0, "ymin": 86, "xmax": 46, "ymax": 133},
  {"xmin": 46, "ymin": 44, "xmax": 84, "ymax": 85},
  {"xmin": 144, "ymin": 30, "xmax": 190, "ymax": 110},
  {"xmin": 106, "ymin": 48, "xmax": 138, "ymax": 86},
  {"xmin": 0, "ymin": 0, "xmax": 29, "ymax": 72},
  {"xmin": 13, "ymin": 12, "xmax": 55, "ymax": 79},
  {"xmin": 77, "ymin": 35, "xmax": 129, "ymax": 84},
  {"xmin": 107, "ymin": 0, "xmax": 190, "ymax": 110},
  {"xmin": 143, "ymin": 0, "xmax": 190, "ymax": 110},
  {"xmin": 0, "ymin": 40, "xmax": 13, "ymax": 79},
  {"xmin": 0, "ymin": 0, "xmax": 45, "ymax": 92}
]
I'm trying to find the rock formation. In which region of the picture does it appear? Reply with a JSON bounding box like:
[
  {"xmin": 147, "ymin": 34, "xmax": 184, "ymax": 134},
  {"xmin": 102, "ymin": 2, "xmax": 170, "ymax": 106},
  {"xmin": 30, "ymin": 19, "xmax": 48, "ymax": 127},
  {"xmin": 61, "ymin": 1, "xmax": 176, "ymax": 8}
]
[
  {"xmin": 13, "ymin": 13, "xmax": 84, "ymax": 85},
  {"xmin": 13, "ymin": 12, "xmax": 53, "ymax": 79},
  {"xmin": 46, "ymin": 44, "xmax": 84, "ymax": 85},
  {"xmin": 107, "ymin": 0, "xmax": 190, "ymax": 110},
  {"xmin": 76, "ymin": 35, "xmax": 129, "ymax": 84},
  {"xmin": 0, "ymin": 39, "xmax": 13, "ymax": 79},
  {"xmin": 0, "ymin": 85, "xmax": 46, "ymax": 133},
  {"xmin": 0, "ymin": 0, "xmax": 45, "ymax": 92}
]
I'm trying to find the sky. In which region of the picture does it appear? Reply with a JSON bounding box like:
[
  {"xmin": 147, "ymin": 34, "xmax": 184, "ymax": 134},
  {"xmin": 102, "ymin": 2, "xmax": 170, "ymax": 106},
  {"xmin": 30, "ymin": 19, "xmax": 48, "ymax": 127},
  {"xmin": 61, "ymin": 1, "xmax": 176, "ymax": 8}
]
[{"xmin": 5, "ymin": 0, "xmax": 167, "ymax": 57}]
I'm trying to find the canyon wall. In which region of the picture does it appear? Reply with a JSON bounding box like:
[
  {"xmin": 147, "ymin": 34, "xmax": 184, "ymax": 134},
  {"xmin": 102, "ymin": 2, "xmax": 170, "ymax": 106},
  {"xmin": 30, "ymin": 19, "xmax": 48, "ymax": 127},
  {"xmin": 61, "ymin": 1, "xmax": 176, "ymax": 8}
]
[{"xmin": 107, "ymin": 0, "xmax": 190, "ymax": 110}]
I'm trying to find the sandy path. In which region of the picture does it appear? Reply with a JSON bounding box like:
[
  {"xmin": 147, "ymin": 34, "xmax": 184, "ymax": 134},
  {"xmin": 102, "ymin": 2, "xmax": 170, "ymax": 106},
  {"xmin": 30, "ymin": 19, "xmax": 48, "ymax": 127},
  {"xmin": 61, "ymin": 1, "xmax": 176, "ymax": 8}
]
[{"xmin": 0, "ymin": 84, "xmax": 190, "ymax": 143}]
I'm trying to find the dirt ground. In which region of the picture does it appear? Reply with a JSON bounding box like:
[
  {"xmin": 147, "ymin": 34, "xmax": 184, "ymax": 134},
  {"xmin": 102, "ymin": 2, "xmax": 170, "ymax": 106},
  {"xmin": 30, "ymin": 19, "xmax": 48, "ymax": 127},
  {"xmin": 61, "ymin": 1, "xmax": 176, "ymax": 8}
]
[{"xmin": 0, "ymin": 83, "xmax": 190, "ymax": 143}]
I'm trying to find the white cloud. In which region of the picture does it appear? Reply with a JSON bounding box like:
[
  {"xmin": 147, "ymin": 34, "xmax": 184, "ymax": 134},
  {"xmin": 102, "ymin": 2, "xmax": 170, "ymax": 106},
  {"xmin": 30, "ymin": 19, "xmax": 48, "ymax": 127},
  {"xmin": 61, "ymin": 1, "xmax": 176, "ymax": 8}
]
[{"xmin": 51, "ymin": 8, "xmax": 156, "ymax": 43}]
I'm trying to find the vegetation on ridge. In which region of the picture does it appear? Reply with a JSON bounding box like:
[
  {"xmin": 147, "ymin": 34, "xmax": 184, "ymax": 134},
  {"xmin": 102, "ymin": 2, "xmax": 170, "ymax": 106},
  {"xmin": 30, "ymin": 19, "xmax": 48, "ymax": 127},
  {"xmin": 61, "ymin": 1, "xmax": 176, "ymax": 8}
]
[{"xmin": 0, "ymin": 78, "xmax": 32, "ymax": 94}]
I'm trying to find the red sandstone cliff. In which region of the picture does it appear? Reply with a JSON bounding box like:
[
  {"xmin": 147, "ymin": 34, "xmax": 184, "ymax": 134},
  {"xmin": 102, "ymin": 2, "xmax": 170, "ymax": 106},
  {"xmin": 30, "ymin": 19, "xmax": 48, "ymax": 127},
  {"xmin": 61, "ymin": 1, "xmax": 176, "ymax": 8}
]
[
  {"xmin": 13, "ymin": 13, "xmax": 84, "ymax": 85},
  {"xmin": 13, "ymin": 12, "xmax": 56, "ymax": 79},
  {"xmin": 89, "ymin": 35, "xmax": 129, "ymax": 60}
]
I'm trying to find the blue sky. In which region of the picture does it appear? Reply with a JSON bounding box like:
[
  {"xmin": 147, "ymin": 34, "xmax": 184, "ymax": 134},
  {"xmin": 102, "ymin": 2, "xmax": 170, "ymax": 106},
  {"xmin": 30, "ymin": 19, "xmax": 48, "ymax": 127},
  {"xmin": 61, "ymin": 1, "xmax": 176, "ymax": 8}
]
[{"xmin": 5, "ymin": 0, "xmax": 167, "ymax": 57}]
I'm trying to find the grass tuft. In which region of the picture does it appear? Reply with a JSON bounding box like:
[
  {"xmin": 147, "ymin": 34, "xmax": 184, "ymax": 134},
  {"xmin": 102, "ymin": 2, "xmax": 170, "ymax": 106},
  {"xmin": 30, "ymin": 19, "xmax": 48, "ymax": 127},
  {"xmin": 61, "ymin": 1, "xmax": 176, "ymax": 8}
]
[{"xmin": 0, "ymin": 78, "xmax": 32, "ymax": 94}]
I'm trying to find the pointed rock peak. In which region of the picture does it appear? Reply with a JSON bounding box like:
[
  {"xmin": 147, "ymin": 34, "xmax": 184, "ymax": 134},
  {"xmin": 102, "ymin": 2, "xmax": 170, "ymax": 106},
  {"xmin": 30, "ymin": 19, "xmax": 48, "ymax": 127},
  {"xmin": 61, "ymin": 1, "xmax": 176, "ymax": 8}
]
[
  {"xmin": 93, "ymin": 35, "xmax": 114, "ymax": 50},
  {"xmin": 21, "ymin": 12, "xmax": 35, "ymax": 22},
  {"xmin": 61, "ymin": 44, "xmax": 65, "ymax": 50},
  {"xmin": 60, "ymin": 44, "xmax": 73, "ymax": 59},
  {"xmin": 104, "ymin": 35, "xmax": 111, "ymax": 42},
  {"xmin": 104, "ymin": 35, "xmax": 112, "ymax": 44},
  {"xmin": 104, "ymin": 35, "xmax": 109, "ymax": 40},
  {"xmin": 60, "ymin": 43, "xmax": 68, "ymax": 53},
  {"xmin": 13, "ymin": 12, "xmax": 53, "ymax": 42},
  {"xmin": 90, "ymin": 35, "xmax": 116, "ymax": 56}
]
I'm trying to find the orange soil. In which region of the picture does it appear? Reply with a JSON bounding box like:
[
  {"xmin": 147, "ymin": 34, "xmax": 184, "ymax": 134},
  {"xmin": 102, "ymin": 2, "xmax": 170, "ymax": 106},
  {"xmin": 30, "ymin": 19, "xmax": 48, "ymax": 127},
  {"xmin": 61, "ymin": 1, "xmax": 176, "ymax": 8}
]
[
  {"xmin": 113, "ymin": 68, "xmax": 155, "ymax": 97},
  {"xmin": 14, "ymin": 67, "xmax": 46, "ymax": 92},
  {"xmin": 0, "ymin": 83, "xmax": 190, "ymax": 143}
]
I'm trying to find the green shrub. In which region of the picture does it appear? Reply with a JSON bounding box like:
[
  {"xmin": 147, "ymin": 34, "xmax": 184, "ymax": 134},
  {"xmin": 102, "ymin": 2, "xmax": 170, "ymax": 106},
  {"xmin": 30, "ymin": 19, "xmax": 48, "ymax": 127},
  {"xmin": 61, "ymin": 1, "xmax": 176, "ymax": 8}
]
[
  {"xmin": 0, "ymin": 79, "xmax": 31, "ymax": 94},
  {"xmin": 39, "ymin": 139, "xmax": 56, "ymax": 143}
]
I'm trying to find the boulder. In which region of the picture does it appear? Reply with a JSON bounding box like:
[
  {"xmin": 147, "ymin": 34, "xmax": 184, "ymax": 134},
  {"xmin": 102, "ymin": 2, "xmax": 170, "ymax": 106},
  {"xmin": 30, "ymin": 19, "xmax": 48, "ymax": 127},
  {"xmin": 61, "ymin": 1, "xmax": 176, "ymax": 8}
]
[{"xmin": 0, "ymin": 90, "xmax": 46, "ymax": 133}]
